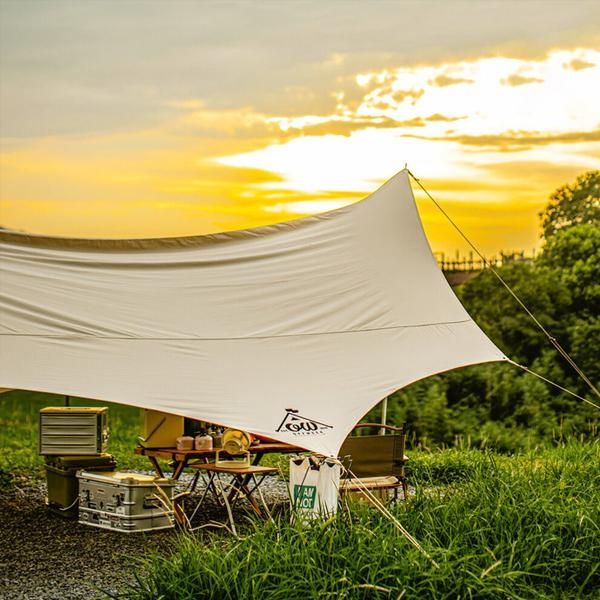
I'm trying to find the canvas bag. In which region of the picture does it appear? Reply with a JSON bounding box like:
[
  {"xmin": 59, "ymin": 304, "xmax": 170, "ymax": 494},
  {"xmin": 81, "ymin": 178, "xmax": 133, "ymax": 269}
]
[{"xmin": 289, "ymin": 456, "xmax": 341, "ymax": 522}]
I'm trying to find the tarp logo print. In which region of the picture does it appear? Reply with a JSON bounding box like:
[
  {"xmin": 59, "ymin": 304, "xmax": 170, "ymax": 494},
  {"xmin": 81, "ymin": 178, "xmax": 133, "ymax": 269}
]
[{"xmin": 276, "ymin": 409, "xmax": 334, "ymax": 437}]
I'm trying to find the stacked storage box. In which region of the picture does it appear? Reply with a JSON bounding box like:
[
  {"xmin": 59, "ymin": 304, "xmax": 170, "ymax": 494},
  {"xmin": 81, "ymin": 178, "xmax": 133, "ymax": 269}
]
[
  {"xmin": 44, "ymin": 454, "xmax": 117, "ymax": 518},
  {"xmin": 39, "ymin": 407, "xmax": 109, "ymax": 455},
  {"xmin": 77, "ymin": 471, "xmax": 176, "ymax": 532},
  {"xmin": 40, "ymin": 406, "xmax": 114, "ymax": 519}
]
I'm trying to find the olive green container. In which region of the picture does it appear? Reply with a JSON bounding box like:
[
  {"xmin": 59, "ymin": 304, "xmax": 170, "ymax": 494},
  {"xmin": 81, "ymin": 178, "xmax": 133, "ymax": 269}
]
[{"xmin": 44, "ymin": 454, "xmax": 117, "ymax": 518}]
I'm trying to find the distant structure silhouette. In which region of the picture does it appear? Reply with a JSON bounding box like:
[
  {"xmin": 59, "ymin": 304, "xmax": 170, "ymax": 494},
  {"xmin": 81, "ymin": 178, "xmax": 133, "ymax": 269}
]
[{"xmin": 436, "ymin": 250, "xmax": 535, "ymax": 286}]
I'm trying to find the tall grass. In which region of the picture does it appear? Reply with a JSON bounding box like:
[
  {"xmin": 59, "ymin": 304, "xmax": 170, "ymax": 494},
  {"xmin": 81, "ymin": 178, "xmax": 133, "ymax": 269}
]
[{"xmin": 118, "ymin": 443, "xmax": 599, "ymax": 600}]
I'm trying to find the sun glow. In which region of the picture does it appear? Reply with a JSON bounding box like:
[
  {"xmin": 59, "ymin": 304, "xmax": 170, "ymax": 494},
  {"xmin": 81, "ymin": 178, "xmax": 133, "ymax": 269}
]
[
  {"xmin": 210, "ymin": 48, "xmax": 600, "ymax": 254},
  {"xmin": 1, "ymin": 42, "xmax": 598, "ymax": 256}
]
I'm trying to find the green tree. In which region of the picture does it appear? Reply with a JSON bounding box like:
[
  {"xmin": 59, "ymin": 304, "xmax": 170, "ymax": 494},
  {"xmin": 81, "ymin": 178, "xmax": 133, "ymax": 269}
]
[
  {"xmin": 537, "ymin": 224, "xmax": 600, "ymax": 317},
  {"xmin": 569, "ymin": 317, "xmax": 600, "ymax": 387},
  {"xmin": 539, "ymin": 170, "xmax": 599, "ymax": 239},
  {"xmin": 382, "ymin": 171, "xmax": 600, "ymax": 450},
  {"xmin": 457, "ymin": 263, "xmax": 571, "ymax": 365}
]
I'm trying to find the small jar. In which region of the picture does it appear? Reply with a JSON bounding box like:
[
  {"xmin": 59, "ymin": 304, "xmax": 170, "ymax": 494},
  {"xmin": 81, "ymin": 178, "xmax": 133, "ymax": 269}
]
[
  {"xmin": 194, "ymin": 430, "xmax": 213, "ymax": 451},
  {"xmin": 210, "ymin": 428, "xmax": 223, "ymax": 449},
  {"xmin": 176, "ymin": 436, "xmax": 194, "ymax": 451}
]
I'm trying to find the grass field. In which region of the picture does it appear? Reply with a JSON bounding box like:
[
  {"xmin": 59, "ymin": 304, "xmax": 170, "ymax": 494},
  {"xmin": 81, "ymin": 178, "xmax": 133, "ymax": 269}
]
[
  {"xmin": 1, "ymin": 390, "xmax": 599, "ymax": 599},
  {"xmin": 117, "ymin": 443, "xmax": 599, "ymax": 600}
]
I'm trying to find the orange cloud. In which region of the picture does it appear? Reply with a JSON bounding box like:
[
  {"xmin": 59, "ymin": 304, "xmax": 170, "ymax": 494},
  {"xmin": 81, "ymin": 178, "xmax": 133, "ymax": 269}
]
[
  {"xmin": 425, "ymin": 113, "xmax": 466, "ymax": 123},
  {"xmin": 502, "ymin": 73, "xmax": 543, "ymax": 86},
  {"xmin": 415, "ymin": 129, "xmax": 600, "ymax": 151},
  {"xmin": 565, "ymin": 57, "xmax": 596, "ymax": 71},
  {"xmin": 432, "ymin": 74, "xmax": 474, "ymax": 87}
]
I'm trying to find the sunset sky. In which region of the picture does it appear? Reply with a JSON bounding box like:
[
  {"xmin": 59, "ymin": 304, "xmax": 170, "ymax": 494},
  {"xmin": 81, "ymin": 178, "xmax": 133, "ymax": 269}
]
[{"xmin": 1, "ymin": 1, "xmax": 599, "ymax": 257}]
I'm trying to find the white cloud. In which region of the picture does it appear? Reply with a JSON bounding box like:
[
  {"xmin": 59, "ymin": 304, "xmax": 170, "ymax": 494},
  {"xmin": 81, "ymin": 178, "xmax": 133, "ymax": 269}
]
[
  {"xmin": 217, "ymin": 48, "xmax": 600, "ymax": 198},
  {"xmin": 219, "ymin": 129, "xmax": 479, "ymax": 195},
  {"xmin": 358, "ymin": 50, "xmax": 600, "ymax": 136}
]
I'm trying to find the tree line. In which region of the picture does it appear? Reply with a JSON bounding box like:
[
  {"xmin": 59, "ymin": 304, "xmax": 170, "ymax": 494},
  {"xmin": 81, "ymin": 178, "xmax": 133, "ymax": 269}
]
[{"xmin": 371, "ymin": 170, "xmax": 600, "ymax": 451}]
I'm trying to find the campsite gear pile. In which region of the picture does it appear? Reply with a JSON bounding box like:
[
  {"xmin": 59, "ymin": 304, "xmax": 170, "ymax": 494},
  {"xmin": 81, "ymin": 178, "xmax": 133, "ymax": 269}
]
[
  {"xmin": 139, "ymin": 408, "xmax": 223, "ymax": 451},
  {"xmin": 39, "ymin": 405, "xmax": 410, "ymax": 535},
  {"xmin": 40, "ymin": 406, "xmax": 176, "ymax": 532},
  {"xmin": 40, "ymin": 406, "xmax": 116, "ymax": 518}
]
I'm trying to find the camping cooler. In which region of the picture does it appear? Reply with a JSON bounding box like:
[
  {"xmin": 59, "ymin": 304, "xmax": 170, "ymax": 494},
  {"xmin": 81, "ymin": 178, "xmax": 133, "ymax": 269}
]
[
  {"xmin": 44, "ymin": 454, "xmax": 117, "ymax": 518},
  {"xmin": 77, "ymin": 471, "xmax": 176, "ymax": 532}
]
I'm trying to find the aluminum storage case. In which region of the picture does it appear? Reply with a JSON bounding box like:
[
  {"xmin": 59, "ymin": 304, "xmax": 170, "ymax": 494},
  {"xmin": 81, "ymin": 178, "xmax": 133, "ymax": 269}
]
[
  {"xmin": 77, "ymin": 471, "xmax": 176, "ymax": 532},
  {"xmin": 44, "ymin": 454, "xmax": 117, "ymax": 519},
  {"xmin": 39, "ymin": 407, "xmax": 109, "ymax": 455}
]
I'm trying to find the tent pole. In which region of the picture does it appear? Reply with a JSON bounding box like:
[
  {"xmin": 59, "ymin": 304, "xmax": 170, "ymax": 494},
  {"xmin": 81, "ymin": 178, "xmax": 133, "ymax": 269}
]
[{"xmin": 380, "ymin": 397, "xmax": 388, "ymax": 435}]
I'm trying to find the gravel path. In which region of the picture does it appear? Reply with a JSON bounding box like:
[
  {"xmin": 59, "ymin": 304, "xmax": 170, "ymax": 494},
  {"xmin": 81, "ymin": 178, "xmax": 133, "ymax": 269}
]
[{"xmin": 0, "ymin": 472, "xmax": 290, "ymax": 600}]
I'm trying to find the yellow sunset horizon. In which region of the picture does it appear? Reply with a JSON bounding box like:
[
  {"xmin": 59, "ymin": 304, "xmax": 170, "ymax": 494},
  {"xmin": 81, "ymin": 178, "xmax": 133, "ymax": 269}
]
[{"xmin": 1, "ymin": 3, "xmax": 599, "ymax": 258}]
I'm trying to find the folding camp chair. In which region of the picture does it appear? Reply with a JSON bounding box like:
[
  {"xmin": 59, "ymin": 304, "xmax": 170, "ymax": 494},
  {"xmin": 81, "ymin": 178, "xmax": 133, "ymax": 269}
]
[{"xmin": 338, "ymin": 422, "xmax": 409, "ymax": 502}]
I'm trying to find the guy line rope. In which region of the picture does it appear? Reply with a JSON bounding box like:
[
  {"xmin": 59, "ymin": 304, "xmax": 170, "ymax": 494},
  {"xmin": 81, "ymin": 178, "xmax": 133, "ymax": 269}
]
[{"xmin": 407, "ymin": 169, "xmax": 600, "ymax": 411}]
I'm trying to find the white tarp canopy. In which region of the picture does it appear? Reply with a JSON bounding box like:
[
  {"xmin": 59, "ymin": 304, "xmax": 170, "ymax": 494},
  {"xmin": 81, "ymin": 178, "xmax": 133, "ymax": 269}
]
[{"xmin": 0, "ymin": 170, "xmax": 507, "ymax": 456}]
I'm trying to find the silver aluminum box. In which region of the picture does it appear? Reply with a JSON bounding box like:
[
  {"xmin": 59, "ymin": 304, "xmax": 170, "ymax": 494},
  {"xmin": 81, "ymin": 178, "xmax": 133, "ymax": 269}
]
[
  {"xmin": 39, "ymin": 407, "xmax": 109, "ymax": 455},
  {"xmin": 77, "ymin": 470, "xmax": 176, "ymax": 532}
]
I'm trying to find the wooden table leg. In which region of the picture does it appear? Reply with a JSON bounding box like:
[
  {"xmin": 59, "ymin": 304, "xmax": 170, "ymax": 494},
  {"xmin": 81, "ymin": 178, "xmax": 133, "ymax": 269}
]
[
  {"xmin": 148, "ymin": 456, "xmax": 165, "ymax": 478},
  {"xmin": 233, "ymin": 475, "xmax": 262, "ymax": 514},
  {"xmin": 172, "ymin": 460, "xmax": 186, "ymax": 480},
  {"xmin": 188, "ymin": 470, "xmax": 201, "ymax": 493}
]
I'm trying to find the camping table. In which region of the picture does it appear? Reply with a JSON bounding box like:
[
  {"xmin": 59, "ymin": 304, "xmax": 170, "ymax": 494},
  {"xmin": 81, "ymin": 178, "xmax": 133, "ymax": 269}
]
[
  {"xmin": 187, "ymin": 463, "xmax": 279, "ymax": 535},
  {"xmin": 134, "ymin": 442, "xmax": 304, "ymax": 480}
]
